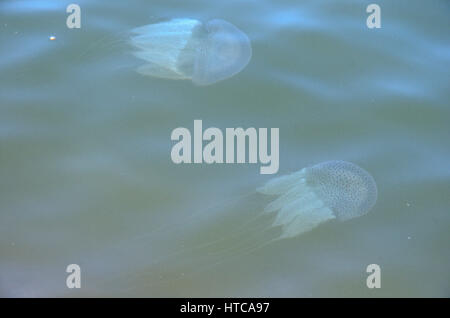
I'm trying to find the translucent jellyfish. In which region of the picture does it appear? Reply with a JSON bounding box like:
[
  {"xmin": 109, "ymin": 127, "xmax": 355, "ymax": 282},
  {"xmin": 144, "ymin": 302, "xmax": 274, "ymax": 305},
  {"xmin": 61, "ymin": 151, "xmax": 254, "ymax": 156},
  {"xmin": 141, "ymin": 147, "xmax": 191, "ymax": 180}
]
[
  {"xmin": 172, "ymin": 160, "xmax": 378, "ymax": 260},
  {"xmin": 130, "ymin": 18, "xmax": 252, "ymax": 85},
  {"xmin": 99, "ymin": 160, "xmax": 377, "ymax": 295},
  {"xmin": 257, "ymin": 160, "xmax": 378, "ymax": 239}
]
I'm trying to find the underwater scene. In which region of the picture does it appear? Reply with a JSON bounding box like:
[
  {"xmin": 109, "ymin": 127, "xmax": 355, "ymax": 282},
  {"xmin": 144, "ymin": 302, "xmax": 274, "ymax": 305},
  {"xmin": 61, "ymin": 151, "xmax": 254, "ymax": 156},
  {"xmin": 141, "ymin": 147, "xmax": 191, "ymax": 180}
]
[{"xmin": 0, "ymin": 0, "xmax": 449, "ymax": 297}]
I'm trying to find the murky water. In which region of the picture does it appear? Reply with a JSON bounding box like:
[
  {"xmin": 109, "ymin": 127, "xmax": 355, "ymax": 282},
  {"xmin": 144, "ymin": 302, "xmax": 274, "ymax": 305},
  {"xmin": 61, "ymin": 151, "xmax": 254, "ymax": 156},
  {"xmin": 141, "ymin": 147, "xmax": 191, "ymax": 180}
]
[{"xmin": 1, "ymin": 0, "xmax": 449, "ymax": 297}]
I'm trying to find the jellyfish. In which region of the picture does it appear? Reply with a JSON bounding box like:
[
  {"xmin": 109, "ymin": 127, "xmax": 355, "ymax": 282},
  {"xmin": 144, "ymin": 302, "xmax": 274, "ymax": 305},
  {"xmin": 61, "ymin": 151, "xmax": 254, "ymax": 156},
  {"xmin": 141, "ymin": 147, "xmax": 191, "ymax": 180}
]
[
  {"xmin": 257, "ymin": 160, "xmax": 378, "ymax": 239},
  {"xmin": 100, "ymin": 160, "xmax": 377, "ymax": 295},
  {"xmin": 129, "ymin": 18, "xmax": 252, "ymax": 85},
  {"xmin": 186, "ymin": 160, "xmax": 378, "ymax": 255}
]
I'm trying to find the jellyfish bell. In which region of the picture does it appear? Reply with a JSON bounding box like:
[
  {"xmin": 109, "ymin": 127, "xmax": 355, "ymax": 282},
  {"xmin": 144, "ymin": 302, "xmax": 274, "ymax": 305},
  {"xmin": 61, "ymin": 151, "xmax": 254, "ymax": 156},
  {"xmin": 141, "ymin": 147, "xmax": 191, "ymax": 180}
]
[
  {"xmin": 257, "ymin": 160, "xmax": 378, "ymax": 239},
  {"xmin": 192, "ymin": 19, "xmax": 252, "ymax": 85},
  {"xmin": 130, "ymin": 18, "xmax": 252, "ymax": 85}
]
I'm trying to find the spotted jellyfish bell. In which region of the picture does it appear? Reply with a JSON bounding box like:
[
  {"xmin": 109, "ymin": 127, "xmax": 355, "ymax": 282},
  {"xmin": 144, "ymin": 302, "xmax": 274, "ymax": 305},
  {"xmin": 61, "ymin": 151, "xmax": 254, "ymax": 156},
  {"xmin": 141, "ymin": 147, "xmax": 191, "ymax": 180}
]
[{"xmin": 257, "ymin": 160, "xmax": 378, "ymax": 239}]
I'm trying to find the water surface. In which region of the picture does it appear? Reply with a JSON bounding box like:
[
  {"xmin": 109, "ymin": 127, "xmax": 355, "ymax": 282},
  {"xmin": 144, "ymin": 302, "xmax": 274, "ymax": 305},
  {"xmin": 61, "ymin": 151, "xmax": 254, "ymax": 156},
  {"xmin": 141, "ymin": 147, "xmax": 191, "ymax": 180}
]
[{"xmin": 0, "ymin": 0, "xmax": 449, "ymax": 297}]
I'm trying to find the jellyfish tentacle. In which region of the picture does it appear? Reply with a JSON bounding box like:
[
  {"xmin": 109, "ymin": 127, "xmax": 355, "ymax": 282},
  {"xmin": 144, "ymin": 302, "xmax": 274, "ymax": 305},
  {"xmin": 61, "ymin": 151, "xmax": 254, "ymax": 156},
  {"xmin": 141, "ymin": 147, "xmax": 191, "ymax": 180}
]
[
  {"xmin": 177, "ymin": 209, "xmax": 268, "ymax": 256},
  {"xmin": 279, "ymin": 207, "xmax": 335, "ymax": 239},
  {"xmin": 205, "ymin": 214, "xmax": 278, "ymax": 257},
  {"xmin": 263, "ymin": 178, "xmax": 311, "ymax": 213},
  {"xmin": 135, "ymin": 63, "xmax": 189, "ymax": 79},
  {"xmin": 109, "ymin": 191, "xmax": 255, "ymax": 253},
  {"xmin": 75, "ymin": 29, "xmax": 131, "ymax": 62},
  {"xmin": 147, "ymin": 236, "xmax": 280, "ymax": 292},
  {"xmin": 257, "ymin": 169, "xmax": 306, "ymax": 195},
  {"xmin": 130, "ymin": 18, "xmax": 201, "ymax": 79}
]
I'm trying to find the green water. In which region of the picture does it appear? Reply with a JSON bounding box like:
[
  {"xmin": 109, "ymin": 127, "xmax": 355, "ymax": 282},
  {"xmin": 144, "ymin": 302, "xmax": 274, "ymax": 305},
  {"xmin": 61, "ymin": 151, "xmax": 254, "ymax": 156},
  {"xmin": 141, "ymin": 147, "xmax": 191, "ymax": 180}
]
[{"xmin": 0, "ymin": 0, "xmax": 449, "ymax": 297}]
